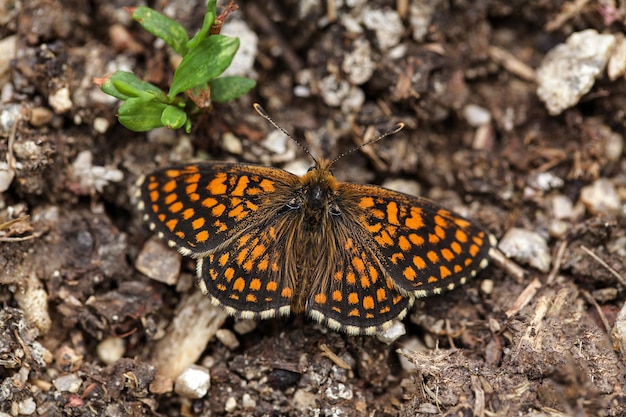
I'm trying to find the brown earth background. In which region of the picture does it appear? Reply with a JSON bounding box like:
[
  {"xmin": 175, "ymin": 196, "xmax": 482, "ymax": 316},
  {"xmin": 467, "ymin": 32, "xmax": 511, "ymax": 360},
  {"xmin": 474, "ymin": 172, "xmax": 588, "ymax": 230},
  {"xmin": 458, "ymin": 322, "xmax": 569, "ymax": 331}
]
[{"xmin": 1, "ymin": 1, "xmax": 626, "ymax": 416}]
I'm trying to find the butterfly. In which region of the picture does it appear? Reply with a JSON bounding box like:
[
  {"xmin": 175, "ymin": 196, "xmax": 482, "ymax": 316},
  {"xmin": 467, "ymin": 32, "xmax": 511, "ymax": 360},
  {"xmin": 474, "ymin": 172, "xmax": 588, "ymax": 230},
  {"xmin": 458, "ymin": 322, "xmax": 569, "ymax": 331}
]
[{"xmin": 136, "ymin": 104, "xmax": 494, "ymax": 335}]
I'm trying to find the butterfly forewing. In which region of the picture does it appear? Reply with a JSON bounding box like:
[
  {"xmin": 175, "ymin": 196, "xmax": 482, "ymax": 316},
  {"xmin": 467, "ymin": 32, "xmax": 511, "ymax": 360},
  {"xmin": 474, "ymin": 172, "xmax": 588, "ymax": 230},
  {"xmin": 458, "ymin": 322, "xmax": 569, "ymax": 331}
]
[
  {"xmin": 341, "ymin": 183, "xmax": 493, "ymax": 298},
  {"xmin": 137, "ymin": 163, "xmax": 298, "ymax": 257}
]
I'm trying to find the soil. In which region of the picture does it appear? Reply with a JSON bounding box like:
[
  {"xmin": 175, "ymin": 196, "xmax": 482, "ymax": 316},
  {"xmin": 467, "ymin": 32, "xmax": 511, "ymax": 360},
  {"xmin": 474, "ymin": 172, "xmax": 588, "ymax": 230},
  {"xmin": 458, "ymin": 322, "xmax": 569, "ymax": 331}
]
[{"xmin": 1, "ymin": 1, "xmax": 626, "ymax": 416}]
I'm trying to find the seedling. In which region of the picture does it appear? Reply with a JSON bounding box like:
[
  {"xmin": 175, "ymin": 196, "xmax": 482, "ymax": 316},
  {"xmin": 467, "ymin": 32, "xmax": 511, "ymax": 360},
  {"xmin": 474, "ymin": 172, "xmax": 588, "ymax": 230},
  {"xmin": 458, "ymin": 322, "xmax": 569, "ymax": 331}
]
[{"xmin": 95, "ymin": 0, "xmax": 255, "ymax": 133}]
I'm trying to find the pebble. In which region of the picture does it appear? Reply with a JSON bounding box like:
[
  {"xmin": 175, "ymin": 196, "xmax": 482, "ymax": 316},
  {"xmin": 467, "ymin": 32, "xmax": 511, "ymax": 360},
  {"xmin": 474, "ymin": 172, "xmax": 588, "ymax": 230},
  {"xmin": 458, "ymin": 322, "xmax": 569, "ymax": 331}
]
[
  {"xmin": 293, "ymin": 389, "xmax": 316, "ymax": 409},
  {"xmin": 480, "ymin": 278, "xmax": 494, "ymax": 295},
  {"xmin": 362, "ymin": 7, "xmax": 403, "ymax": 50},
  {"xmin": 463, "ymin": 104, "xmax": 492, "ymax": 127},
  {"xmin": 220, "ymin": 19, "xmax": 258, "ymax": 78},
  {"xmin": 579, "ymin": 178, "xmax": 621, "ymax": 215},
  {"xmin": 97, "ymin": 337, "xmax": 126, "ymax": 365},
  {"xmin": 376, "ymin": 320, "xmax": 406, "ymax": 344},
  {"xmin": 498, "ymin": 228, "xmax": 551, "ymax": 273},
  {"xmin": 53, "ymin": 373, "xmax": 83, "ymax": 393},
  {"xmin": 215, "ymin": 329, "xmax": 240, "ymax": 350},
  {"xmin": 224, "ymin": 396, "xmax": 237, "ymax": 413},
  {"xmin": 397, "ymin": 337, "xmax": 426, "ymax": 372},
  {"xmin": 0, "ymin": 161, "xmax": 15, "ymax": 193},
  {"xmin": 221, "ymin": 132, "xmax": 243, "ymax": 155},
  {"xmin": 608, "ymin": 34, "xmax": 626, "ymax": 80},
  {"xmin": 325, "ymin": 382, "xmax": 353, "ymax": 401},
  {"xmin": 342, "ymin": 38, "xmax": 374, "ymax": 85},
  {"xmin": 16, "ymin": 398, "xmax": 36, "ymax": 415},
  {"xmin": 409, "ymin": 0, "xmax": 437, "ymax": 41},
  {"xmin": 536, "ymin": 29, "xmax": 616, "ymax": 115},
  {"xmin": 93, "ymin": 117, "xmax": 110, "ymax": 134},
  {"xmin": 381, "ymin": 178, "xmax": 421, "ymax": 198},
  {"xmin": 242, "ymin": 393, "xmax": 256, "ymax": 409},
  {"xmin": 319, "ymin": 74, "xmax": 350, "ymax": 107},
  {"xmin": 174, "ymin": 365, "xmax": 211, "ymax": 399},
  {"xmin": 14, "ymin": 273, "xmax": 51, "ymax": 335},
  {"xmin": 29, "ymin": 107, "xmax": 54, "ymax": 127},
  {"xmin": 233, "ymin": 319, "xmax": 258, "ymax": 335},
  {"xmin": 71, "ymin": 150, "xmax": 124, "ymax": 193},
  {"xmin": 135, "ymin": 237, "xmax": 182, "ymax": 285},
  {"xmin": 611, "ymin": 300, "xmax": 626, "ymax": 363},
  {"xmin": 550, "ymin": 194, "xmax": 574, "ymax": 220},
  {"xmin": 0, "ymin": 35, "xmax": 16, "ymax": 82},
  {"xmin": 49, "ymin": 86, "xmax": 73, "ymax": 114}
]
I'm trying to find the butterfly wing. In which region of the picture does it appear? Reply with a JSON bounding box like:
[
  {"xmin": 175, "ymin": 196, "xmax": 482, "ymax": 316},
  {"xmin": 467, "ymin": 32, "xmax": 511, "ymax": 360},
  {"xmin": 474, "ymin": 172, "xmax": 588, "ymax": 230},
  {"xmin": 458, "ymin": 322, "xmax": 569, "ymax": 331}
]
[
  {"xmin": 137, "ymin": 163, "xmax": 298, "ymax": 256},
  {"xmin": 197, "ymin": 212, "xmax": 303, "ymax": 319},
  {"xmin": 138, "ymin": 162, "xmax": 303, "ymax": 317},
  {"xmin": 337, "ymin": 183, "xmax": 494, "ymax": 298},
  {"xmin": 305, "ymin": 219, "xmax": 414, "ymax": 335}
]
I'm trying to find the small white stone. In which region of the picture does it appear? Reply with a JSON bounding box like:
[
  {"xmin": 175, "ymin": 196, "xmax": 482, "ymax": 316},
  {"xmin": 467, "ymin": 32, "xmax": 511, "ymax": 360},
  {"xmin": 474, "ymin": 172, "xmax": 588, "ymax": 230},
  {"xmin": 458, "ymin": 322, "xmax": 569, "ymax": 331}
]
[
  {"xmin": 93, "ymin": 117, "xmax": 110, "ymax": 134},
  {"xmin": 463, "ymin": 104, "xmax": 492, "ymax": 127},
  {"xmin": 325, "ymin": 382, "xmax": 353, "ymax": 401},
  {"xmin": 174, "ymin": 365, "xmax": 211, "ymax": 399},
  {"xmin": 579, "ymin": 178, "xmax": 621, "ymax": 215},
  {"xmin": 397, "ymin": 337, "xmax": 426, "ymax": 372},
  {"xmin": 608, "ymin": 34, "xmax": 626, "ymax": 80},
  {"xmin": 135, "ymin": 238, "xmax": 182, "ymax": 285},
  {"xmin": 17, "ymin": 397, "xmax": 36, "ymax": 415},
  {"xmin": 611, "ymin": 300, "xmax": 626, "ymax": 362},
  {"xmin": 551, "ymin": 194, "xmax": 574, "ymax": 220},
  {"xmin": 49, "ymin": 87, "xmax": 73, "ymax": 113},
  {"xmin": 381, "ymin": 178, "xmax": 421, "ymax": 197},
  {"xmin": 362, "ymin": 7, "xmax": 404, "ymax": 50},
  {"xmin": 215, "ymin": 329, "xmax": 240, "ymax": 350},
  {"xmin": 498, "ymin": 228, "xmax": 551, "ymax": 273},
  {"xmin": 221, "ymin": 132, "xmax": 243, "ymax": 155},
  {"xmin": 220, "ymin": 20, "xmax": 258, "ymax": 78},
  {"xmin": 409, "ymin": 0, "xmax": 438, "ymax": 42},
  {"xmin": 53, "ymin": 373, "xmax": 83, "ymax": 393},
  {"xmin": 293, "ymin": 389, "xmax": 316, "ymax": 409},
  {"xmin": 242, "ymin": 393, "xmax": 256, "ymax": 409},
  {"xmin": 97, "ymin": 337, "xmax": 126, "ymax": 365},
  {"xmin": 319, "ymin": 74, "xmax": 351, "ymax": 107},
  {"xmin": 376, "ymin": 321, "xmax": 406, "ymax": 344},
  {"xmin": 224, "ymin": 396, "xmax": 237, "ymax": 413},
  {"xmin": 233, "ymin": 319, "xmax": 258, "ymax": 335},
  {"xmin": 342, "ymin": 38, "xmax": 374, "ymax": 85},
  {"xmin": 536, "ymin": 29, "xmax": 616, "ymax": 115}
]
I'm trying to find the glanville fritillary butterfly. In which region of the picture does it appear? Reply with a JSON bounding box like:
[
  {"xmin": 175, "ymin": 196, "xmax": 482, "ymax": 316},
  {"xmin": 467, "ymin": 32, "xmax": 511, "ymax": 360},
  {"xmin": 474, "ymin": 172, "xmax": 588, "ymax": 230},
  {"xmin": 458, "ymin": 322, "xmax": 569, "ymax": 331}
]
[{"xmin": 136, "ymin": 104, "xmax": 495, "ymax": 335}]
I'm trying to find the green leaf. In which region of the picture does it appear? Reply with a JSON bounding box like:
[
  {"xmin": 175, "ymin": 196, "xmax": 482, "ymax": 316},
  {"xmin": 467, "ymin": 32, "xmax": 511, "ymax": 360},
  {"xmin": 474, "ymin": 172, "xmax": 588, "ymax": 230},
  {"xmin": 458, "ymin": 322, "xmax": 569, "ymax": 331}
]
[
  {"xmin": 100, "ymin": 71, "xmax": 166, "ymax": 101},
  {"xmin": 169, "ymin": 35, "xmax": 240, "ymax": 98},
  {"xmin": 186, "ymin": 2, "xmax": 215, "ymax": 49},
  {"xmin": 131, "ymin": 6, "xmax": 189, "ymax": 55},
  {"xmin": 209, "ymin": 76, "xmax": 256, "ymax": 103},
  {"xmin": 117, "ymin": 98, "xmax": 168, "ymax": 132},
  {"xmin": 161, "ymin": 105, "xmax": 188, "ymax": 129}
]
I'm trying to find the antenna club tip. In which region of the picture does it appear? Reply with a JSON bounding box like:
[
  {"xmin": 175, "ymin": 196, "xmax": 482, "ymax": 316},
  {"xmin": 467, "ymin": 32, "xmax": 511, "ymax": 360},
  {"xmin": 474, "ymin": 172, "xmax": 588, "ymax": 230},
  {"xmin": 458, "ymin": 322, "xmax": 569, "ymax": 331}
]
[
  {"xmin": 253, "ymin": 103, "xmax": 268, "ymax": 117},
  {"xmin": 394, "ymin": 122, "xmax": 405, "ymax": 132}
]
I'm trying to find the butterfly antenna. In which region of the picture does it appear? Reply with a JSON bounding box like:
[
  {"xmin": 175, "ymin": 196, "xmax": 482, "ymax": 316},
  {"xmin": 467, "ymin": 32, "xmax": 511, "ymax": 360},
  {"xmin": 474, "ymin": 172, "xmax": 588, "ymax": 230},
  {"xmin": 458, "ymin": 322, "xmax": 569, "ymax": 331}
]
[
  {"xmin": 253, "ymin": 103, "xmax": 318, "ymax": 164},
  {"xmin": 330, "ymin": 122, "xmax": 405, "ymax": 165}
]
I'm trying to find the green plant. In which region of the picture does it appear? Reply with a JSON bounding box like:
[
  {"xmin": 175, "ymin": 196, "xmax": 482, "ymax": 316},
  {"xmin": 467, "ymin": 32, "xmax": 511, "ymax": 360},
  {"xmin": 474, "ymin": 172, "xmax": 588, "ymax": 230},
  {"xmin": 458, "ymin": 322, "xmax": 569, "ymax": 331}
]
[{"xmin": 95, "ymin": 0, "xmax": 255, "ymax": 133}]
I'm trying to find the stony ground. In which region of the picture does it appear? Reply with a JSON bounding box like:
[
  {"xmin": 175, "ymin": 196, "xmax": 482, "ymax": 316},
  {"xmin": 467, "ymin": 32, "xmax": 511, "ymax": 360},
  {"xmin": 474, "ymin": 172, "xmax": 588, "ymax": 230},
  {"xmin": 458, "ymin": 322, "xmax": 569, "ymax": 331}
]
[{"xmin": 1, "ymin": 1, "xmax": 626, "ymax": 416}]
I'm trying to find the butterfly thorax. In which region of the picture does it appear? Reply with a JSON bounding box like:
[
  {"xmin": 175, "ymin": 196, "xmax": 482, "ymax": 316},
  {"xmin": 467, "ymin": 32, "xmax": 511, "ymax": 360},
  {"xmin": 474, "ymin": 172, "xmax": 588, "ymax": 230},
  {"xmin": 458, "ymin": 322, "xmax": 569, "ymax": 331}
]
[{"xmin": 298, "ymin": 159, "xmax": 339, "ymax": 230}]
